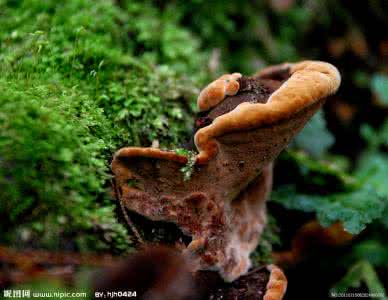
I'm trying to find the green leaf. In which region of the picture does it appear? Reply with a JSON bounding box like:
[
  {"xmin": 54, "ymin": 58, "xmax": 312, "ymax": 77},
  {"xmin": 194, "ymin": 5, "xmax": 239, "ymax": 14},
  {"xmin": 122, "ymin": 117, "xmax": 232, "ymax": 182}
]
[
  {"xmin": 360, "ymin": 121, "xmax": 388, "ymax": 150},
  {"xmin": 357, "ymin": 153, "xmax": 388, "ymax": 197},
  {"xmin": 293, "ymin": 110, "xmax": 334, "ymax": 157},
  {"xmin": 275, "ymin": 120, "xmax": 388, "ymax": 234},
  {"xmin": 282, "ymin": 150, "xmax": 356, "ymax": 190},
  {"xmin": 272, "ymin": 185, "xmax": 385, "ymax": 234},
  {"xmin": 371, "ymin": 74, "xmax": 388, "ymax": 105},
  {"xmin": 352, "ymin": 240, "xmax": 388, "ymax": 267}
]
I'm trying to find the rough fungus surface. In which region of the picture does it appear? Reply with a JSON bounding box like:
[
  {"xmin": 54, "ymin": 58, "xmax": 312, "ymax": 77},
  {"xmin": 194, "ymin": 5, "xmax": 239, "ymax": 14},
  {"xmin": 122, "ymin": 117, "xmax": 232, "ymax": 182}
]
[{"xmin": 111, "ymin": 61, "xmax": 341, "ymax": 285}]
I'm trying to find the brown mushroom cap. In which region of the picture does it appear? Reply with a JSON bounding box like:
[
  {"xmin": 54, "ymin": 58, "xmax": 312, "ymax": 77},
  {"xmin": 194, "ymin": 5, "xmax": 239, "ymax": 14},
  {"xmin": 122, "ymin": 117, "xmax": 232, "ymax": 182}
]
[
  {"xmin": 194, "ymin": 61, "xmax": 341, "ymax": 164},
  {"xmin": 264, "ymin": 265, "xmax": 288, "ymax": 300},
  {"xmin": 197, "ymin": 73, "xmax": 242, "ymax": 112},
  {"xmin": 114, "ymin": 61, "xmax": 340, "ymax": 166}
]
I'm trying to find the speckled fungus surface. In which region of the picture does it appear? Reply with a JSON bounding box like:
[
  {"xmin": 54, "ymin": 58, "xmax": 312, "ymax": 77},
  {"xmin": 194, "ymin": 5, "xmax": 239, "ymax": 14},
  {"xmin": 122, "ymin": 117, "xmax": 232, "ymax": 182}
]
[{"xmin": 111, "ymin": 61, "xmax": 341, "ymax": 283}]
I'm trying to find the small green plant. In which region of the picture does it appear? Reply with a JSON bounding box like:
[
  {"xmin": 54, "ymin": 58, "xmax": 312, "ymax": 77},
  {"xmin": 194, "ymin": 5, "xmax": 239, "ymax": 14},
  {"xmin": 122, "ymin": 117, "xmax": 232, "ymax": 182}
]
[{"xmin": 175, "ymin": 148, "xmax": 197, "ymax": 181}]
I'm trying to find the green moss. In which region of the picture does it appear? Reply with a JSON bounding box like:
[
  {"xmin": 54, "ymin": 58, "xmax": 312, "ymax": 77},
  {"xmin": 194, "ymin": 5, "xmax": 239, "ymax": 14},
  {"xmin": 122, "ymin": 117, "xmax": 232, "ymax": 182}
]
[
  {"xmin": 0, "ymin": 0, "xmax": 209, "ymax": 252},
  {"xmin": 0, "ymin": 77, "xmax": 130, "ymax": 252}
]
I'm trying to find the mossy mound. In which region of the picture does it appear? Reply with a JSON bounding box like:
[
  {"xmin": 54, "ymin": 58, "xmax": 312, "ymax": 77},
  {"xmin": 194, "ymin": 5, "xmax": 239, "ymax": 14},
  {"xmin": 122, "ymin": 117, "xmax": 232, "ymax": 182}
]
[{"xmin": 0, "ymin": 0, "xmax": 209, "ymax": 252}]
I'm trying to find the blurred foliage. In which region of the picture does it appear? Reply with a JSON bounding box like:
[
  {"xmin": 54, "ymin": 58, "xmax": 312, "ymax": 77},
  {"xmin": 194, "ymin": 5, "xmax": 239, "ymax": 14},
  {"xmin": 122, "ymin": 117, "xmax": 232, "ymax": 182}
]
[
  {"xmin": 371, "ymin": 75, "xmax": 388, "ymax": 106},
  {"xmin": 276, "ymin": 120, "xmax": 388, "ymax": 232},
  {"xmin": 273, "ymin": 185, "xmax": 385, "ymax": 235},
  {"xmin": 0, "ymin": 0, "xmax": 388, "ymax": 297},
  {"xmin": 273, "ymin": 114, "xmax": 388, "ymax": 295},
  {"xmin": 292, "ymin": 111, "xmax": 335, "ymax": 158},
  {"xmin": 330, "ymin": 260, "xmax": 387, "ymax": 299},
  {"xmin": 273, "ymin": 121, "xmax": 388, "ymax": 235}
]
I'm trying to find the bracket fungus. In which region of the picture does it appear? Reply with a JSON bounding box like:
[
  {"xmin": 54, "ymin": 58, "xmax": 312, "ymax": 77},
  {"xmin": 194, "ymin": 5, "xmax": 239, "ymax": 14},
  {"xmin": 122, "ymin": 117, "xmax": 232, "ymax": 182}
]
[{"xmin": 111, "ymin": 61, "xmax": 341, "ymax": 289}]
